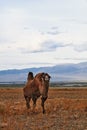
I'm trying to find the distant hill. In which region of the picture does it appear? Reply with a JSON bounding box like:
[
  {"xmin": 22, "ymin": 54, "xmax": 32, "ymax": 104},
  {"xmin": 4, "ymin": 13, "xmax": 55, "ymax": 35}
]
[{"xmin": 0, "ymin": 62, "xmax": 87, "ymax": 82}]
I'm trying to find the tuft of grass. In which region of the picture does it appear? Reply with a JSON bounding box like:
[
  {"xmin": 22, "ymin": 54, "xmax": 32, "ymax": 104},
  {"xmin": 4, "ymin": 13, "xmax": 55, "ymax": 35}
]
[{"xmin": 0, "ymin": 102, "xmax": 6, "ymax": 114}]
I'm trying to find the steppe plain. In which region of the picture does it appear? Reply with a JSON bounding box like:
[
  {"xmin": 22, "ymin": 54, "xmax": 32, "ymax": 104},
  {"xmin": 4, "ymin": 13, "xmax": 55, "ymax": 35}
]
[{"xmin": 0, "ymin": 85, "xmax": 87, "ymax": 130}]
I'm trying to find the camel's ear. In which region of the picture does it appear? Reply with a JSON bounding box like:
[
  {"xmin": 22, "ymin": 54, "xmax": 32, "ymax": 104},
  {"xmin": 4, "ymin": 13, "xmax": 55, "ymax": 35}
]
[
  {"xmin": 49, "ymin": 75, "xmax": 51, "ymax": 78},
  {"xmin": 41, "ymin": 72, "xmax": 45, "ymax": 77}
]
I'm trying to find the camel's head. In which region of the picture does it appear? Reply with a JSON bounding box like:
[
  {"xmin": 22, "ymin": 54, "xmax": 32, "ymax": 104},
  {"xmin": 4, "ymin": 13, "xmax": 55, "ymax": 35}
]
[
  {"xmin": 35, "ymin": 72, "xmax": 51, "ymax": 82},
  {"xmin": 41, "ymin": 73, "xmax": 51, "ymax": 82}
]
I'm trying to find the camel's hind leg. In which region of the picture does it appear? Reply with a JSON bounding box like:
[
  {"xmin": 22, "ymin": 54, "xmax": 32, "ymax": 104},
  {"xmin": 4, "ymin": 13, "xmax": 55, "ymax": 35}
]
[
  {"xmin": 32, "ymin": 96, "xmax": 38, "ymax": 111},
  {"xmin": 24, "ymin": 96, "xmax": 31, "ymax": 109}
]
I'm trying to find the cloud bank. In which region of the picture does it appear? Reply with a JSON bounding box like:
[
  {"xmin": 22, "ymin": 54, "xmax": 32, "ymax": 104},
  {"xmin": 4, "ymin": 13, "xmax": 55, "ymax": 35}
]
[{"xmin": 0, "ymin": 0, "xmax": 87, "ymax": 70}]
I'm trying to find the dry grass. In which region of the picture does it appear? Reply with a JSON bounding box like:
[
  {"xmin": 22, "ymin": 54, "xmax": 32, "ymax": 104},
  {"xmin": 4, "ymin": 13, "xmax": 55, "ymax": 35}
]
[{"xmin": 0, "ymin": 87, "xmax": 87, "ymax": 130}]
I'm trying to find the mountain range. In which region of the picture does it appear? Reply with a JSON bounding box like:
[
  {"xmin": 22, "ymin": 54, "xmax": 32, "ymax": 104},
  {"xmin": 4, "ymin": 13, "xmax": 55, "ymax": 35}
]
[{"xmin": 0, "ymin": 62, "xmax": 87, "ymax": 82}]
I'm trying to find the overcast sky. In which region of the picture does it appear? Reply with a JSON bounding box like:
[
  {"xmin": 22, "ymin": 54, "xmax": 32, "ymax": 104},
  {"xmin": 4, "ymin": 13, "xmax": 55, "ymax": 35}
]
[{"xmin": 0, "ymin": 0, "xmax": 87, "ymax": 70}]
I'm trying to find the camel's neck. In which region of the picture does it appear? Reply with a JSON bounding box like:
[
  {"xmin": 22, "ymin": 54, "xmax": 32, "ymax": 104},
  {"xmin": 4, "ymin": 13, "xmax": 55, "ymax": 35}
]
[{"xmin": 42, "ymin": 81, "xmax": 49, "ymax": 90}]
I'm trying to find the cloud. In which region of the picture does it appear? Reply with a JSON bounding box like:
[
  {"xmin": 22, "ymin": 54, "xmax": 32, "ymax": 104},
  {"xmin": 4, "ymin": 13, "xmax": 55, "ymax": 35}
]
[
  {"xmin": 38, "ymin": 41, "xmax": 59, "ymax": 52},
  {"xmin": 0, "ymin": 37, "xmax": 16, "ymax": 45},
  {"xmin": 41, "ymin": 40, "xmax": 70, "ymax": 50},
  {"xmin": 46, "ymin": 31, "xmax": 60, "ymax": 35},
  {"xmin": 73, "ymin": 42, "xmax": 87, "ymax": 52},
  {"xmin": 24, "ymin": 27, "xmax": 30, "ymax": 30},
  {"xmin": 0, "ymin": 37, "xmax": 8, "ymax": 44},
  {"xmin": 46, "ymin": 26, "xmax": 60, "ymax": 35},
  {"xmin": 40, "ymin": 26, "xmax": 61, "ymax": 35},
  {"xmin": 22, "ymin": 40, "xmax": 71, "ymax": 53},
  {"xmin": 55, "ymin": 57, "xmax": 87, "ymax": 61}
]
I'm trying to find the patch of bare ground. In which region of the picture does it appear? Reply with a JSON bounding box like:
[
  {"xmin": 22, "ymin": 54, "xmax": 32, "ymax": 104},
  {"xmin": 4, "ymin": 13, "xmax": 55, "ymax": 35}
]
[{"xmin": 0, "ymin": 87, "xmax": 87, "ymax": 130}]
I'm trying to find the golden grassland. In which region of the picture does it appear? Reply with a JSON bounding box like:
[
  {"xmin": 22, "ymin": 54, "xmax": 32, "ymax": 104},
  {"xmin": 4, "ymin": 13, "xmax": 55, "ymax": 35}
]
[{"xmin": 0, "ymin": 86, "xmax": 87, "ymax": 130}]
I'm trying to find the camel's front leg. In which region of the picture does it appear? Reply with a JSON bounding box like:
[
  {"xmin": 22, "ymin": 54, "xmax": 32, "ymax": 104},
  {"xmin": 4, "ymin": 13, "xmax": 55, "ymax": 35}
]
[
  {"xmin": 32, "ymin": 95, "xmax": 38, "ymax": 111},
  {"xmin": 41, "ymin": 97, "xmax": 47, "ymax": 114},
  {"xmin": 24, "ymin": 96, "xmax": 31, "ymax": 109}
]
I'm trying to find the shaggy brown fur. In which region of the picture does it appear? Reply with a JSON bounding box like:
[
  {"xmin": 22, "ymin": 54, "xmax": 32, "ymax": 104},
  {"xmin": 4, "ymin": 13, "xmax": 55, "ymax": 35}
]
[{"xmin": 23, "ymin": 72, "xmax": 51, "ymax": 113}]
